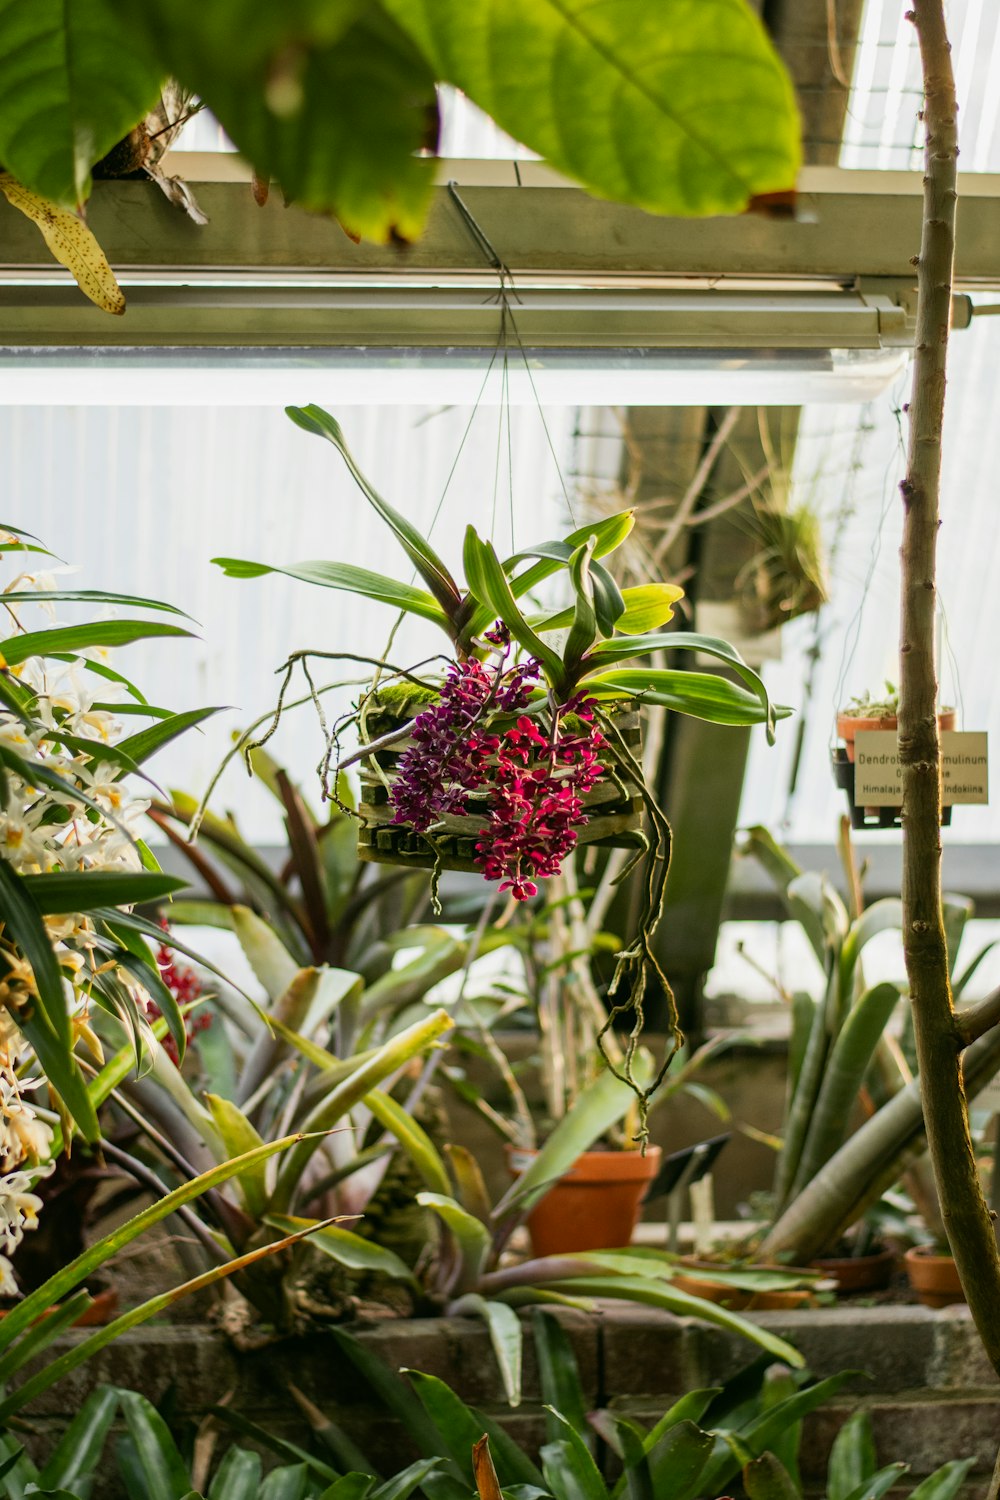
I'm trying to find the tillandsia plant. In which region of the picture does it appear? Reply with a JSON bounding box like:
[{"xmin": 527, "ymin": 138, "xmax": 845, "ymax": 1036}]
[{"xmin": 213, "ymin": 405, "xmax": 788, "ymax": 1117}]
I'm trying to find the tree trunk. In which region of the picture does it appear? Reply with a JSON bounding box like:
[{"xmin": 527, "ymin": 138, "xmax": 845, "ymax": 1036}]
[{"xmin": 902, "ymin": 0, "xmax": 1000, "ymax": 1377}]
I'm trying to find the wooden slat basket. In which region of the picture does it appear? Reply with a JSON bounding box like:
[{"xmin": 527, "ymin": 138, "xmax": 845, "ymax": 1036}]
[{"xmin": 357, "ymin": 693, "xmax": 645, "ymax": 872}]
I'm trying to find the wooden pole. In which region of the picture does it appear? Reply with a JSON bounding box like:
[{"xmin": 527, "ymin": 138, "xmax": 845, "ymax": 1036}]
[{"xmin": 902, "ymin": 0, "xmax": 1000, "ymax": 1377}]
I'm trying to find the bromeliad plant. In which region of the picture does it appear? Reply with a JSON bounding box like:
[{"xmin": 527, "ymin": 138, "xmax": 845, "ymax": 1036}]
[
  {"xmin": 213, "ymin": 405, "xmax": 787, "ymax": 1111},
  {"xmin": 742, "ymin": 825, "xmax": 1000, "ymax": 1264}
]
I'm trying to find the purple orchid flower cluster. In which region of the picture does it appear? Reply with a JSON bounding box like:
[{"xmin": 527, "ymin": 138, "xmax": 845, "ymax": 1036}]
[{"xmin": 389, "ymin": 644, "xmax": 606, "ymax": 901}]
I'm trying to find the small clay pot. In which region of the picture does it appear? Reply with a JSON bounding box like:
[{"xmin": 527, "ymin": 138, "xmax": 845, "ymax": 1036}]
[
  {"xmin": 506, "ymin": 1145, "xmax": 661, "ymax": 1258},
  {"xmin": 810, "ymin": 1247, "xmax": 896, "ymax": 1295},
  {"xmin": 904, "ymin": 1245, "xmax": 965, "ymax": 1308},
  {"xmin": 672, "ymin": 1258, "xmax": 816, "ymax": 1310},
  {"xmin": 836, "ymin": 710, "xmax": 955, "ymax": 763}
]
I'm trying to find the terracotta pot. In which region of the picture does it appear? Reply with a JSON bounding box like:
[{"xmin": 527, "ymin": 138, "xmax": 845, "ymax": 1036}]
[
  {"xmin": 836, "ymin": 710, "xmax": 955, "ymax": 763},
  {"xmin": 904, "ymin": 1245, "xmax": 965, "ymax": 1308},
  {"xmin": 506, "ymin": 1145, "xmax": 661, "ymax": 1258},
  {"xmin": 672, "ymin": 1258, "xmax": 816, "ymax": 1310},
  {"xmin": 810, "ymin": 1247, "xmax": 896, "ymax": 1295}
]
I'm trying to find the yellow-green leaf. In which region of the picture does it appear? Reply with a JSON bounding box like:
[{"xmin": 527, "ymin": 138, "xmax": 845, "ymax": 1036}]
[{"xmin": 0, "ymin": 172, "xmax": 125, "ymax": 314}]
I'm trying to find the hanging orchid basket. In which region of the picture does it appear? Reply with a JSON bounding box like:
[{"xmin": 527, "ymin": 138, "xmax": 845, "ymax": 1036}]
[
  {"xmin": 356, "ymin": 685, "xmax": 645, "ymax": 878},
  {"xmin": 216, "ymin": 404, "xmax": 785, "ymax": 903}
]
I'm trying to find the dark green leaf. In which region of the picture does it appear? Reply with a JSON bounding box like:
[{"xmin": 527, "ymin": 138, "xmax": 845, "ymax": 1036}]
[
  {"xmin": 827, "ymin": 1411, "xmax": 876, "ymax": 1500},
  {"xmin": 743, "ymin": 1453, "xmax": 801, "ymax": 1500},
  {"xmin": 0, "ymin": 858, "xmax": 71, "ymax": 1045},
  {"xmin": 20, "ymin": 871, "xmax": 186, "ymax": 914},
  {"xmin": 111, "ymin": 3, "xmax": 438, "ymax": 242},
  {"xmin": 0, "ymin": 0, "xmax": 165, "ymax": 207},
  {"xmin": 406, "ymin": 1371, "xmax": 543, "ymax": 1490},
  {"xmin": 116, "ymin": 1388, "xmax": 192, "ymax": 1500},
  {"xmin": 531, "ymin": 1310, "xmax": 589, "ymax": 1448},
  {"xmin": 208, "ymin": 1446, "xmax": 263, "ymax": 1499},
  {"xmin": 645, "ymin": 1419, "xmax": 715, "ymax": 1500},
  {"xmin": 540, "ymin": 1425, "xmax": 606, "ymax": 1500}
]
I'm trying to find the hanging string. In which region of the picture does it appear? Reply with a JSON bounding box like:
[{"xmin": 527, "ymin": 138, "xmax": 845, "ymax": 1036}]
[{"xmin": 446, "ymin": 182, "xmax": 579, "ymax": 530}]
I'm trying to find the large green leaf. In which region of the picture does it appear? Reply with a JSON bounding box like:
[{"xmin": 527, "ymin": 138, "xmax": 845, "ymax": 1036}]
[
  {"xmin": 383, "ymin": 0, "xmax": 800, "ymax": 215},
  {"xmin": 405, "ymin": 1371, "xmax": 543, "ymax": 1489},
  {"xmin": 584, "ymin": 631, "xmax": 775, "ymax": 737},
  {"xmin": 212, "ymin": 558, "xmax": 448, "ymax": 628},
  {"xmin": 0, "ymin": 620, "xmax": 191, "ymax": 667},
  {"xmin": 0, "ymin": 0, "xmax": 165, "ymax": 207},
  {"xmin": 540, "ymin": 1414, "xmax": 606, "ymax": 1500},
  {"xmin": 112, "ymin": 3, "xmax": 438, "ymax": 242}
]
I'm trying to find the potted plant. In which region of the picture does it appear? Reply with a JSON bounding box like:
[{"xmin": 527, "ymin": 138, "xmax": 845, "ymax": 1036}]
[
  {"xmin": 903, "ymin": 1236, "xmax": 966, "ymax": 1308},
  {"xmin": 212, "ymin": 403, "xmax": 787, "ymax": 1152},
  {"xmin": 833, "ymin": 683, "xmax": 956, "ymax": 830},
  {"xmin": 741, "ymin": 824, "xmax": 1000, "ymax": 1278}
]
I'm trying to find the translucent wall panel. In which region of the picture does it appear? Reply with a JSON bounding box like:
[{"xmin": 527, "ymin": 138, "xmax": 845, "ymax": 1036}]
[{"xmin": 4, "ymin": 402, "xmax": 573, "ymax": 841}]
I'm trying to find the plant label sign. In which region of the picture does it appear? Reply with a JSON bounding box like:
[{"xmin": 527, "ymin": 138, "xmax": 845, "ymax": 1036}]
[{"xmin": 853, "ymin": 731, "xmax": 989, "ymax": 806}]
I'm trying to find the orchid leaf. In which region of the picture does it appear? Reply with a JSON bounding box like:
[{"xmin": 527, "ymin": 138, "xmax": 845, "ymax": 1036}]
[
  {"xmin": 462, "ymin": 529, "xmax": 564, "ymax": 686},
  {"xmin": 18, "ymin": 870, "xmax": 185, "ymax": 914},
  {"xmin": 212, "ymin": 559, "xmax": 448, "ymax": 629},
  {"xmin": 0, "ymin": 620, "xmax": 191, "ymax": 667},
  {"xmin": 284, "ymin": 407, "xmax": 463, "ymax": 618}
]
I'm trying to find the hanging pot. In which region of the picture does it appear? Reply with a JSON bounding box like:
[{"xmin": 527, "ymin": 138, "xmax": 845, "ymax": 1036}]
[
  {"xmin": 357, "ymin": 692, "xmax": 645, "ymax": 872},
  {"xmin": 832, "ymin": 710, "xmax": 956, "ymax": 831},
  {"xmin": 505, "ymin": 1144, "xmax": 661, "ymax": 1258}
]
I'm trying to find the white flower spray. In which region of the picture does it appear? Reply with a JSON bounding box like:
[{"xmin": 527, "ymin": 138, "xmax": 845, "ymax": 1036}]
[{"xmin": 0, "ymin": 537, "xmax": 154, "ymax": 1294}]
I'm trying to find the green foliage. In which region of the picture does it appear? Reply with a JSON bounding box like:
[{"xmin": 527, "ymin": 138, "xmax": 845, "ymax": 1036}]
[
  {"xmin": 0, "ymin": 530, "xmax": 219, "ymax": 1139},
  {"xmin": 381, "ymin": 0, "xmax": 801, "ymax": 216},
  {"xmin": 0, "ymin": 0, "xmax": 165, "ymax": 207},
  {"xmin": 215, "ymin": 406, "xmax": 782, "ymax": 736},
  {"xmin": 0, "ymin": 1381, "xmax": 443, "ymax": 1499},
  {"xmin": 4, "ymin": 0, "xmax": 799, "ymax": 241},
  {"xmin": 744, "ymin": 827, "xmax": 987, "ymax": 1262}
]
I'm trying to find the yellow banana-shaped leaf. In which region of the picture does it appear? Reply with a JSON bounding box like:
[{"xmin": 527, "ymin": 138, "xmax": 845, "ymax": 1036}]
[{"xmin": 0, "ymin": 172, "xmax": 125, "ymax": 315}]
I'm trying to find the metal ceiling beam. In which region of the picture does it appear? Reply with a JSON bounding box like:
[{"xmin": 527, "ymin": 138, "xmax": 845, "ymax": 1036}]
[
  {"xmin": 0, "ymin": 286, "xmax": 924, "ymax": 349},
  {"xmin": 2, "ymin": 162, "xmax": 1000, "ymax": 289}
]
